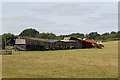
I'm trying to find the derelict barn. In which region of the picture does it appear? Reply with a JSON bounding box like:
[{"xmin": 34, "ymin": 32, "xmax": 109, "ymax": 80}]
[
  {"xmin": 14, "ymin": 37, "xmax": 83, "ymax": 51},
  {"xmin": 14, "ymin": 38, "xmax": 60, "ymax": 51}
]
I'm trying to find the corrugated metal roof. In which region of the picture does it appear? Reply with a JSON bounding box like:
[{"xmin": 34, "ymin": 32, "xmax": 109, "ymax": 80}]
[
  {"xmin": 60, "ymin": 40, "xmax": 77, "ymax": 42},
  {"xmin": 29, "ymin": 38, "xmax": 59, "ymax": 43},
  {"xmin": 64, "ymin": 37, "xmax": 81, "ymax": 41},
  {"xmin": 84, "ymin": 39, "xmax": 96, "ymax": 44}
]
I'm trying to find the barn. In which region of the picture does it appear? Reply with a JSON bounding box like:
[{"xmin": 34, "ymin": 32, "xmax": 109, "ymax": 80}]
[
  {"xmin": 61, "ymin": 37, "xmax": 83, "ymax": 49},
  {"xmin": 82, "ymin": 40, "xmax": 93, "ymax": 48},
  {"xmin": 14, "ymin": 38, "xmax": 60, "ymax": 51},
  {"xmin": 13, "ymin": 37, "xmax": 104, "ymax": 51},
  {"xmin": 14, "ymin": 37, "xmax": 83, "ymax": 51},
  {"xmin": 82, "ymin": 39, "xmax": 103, "ymax": 49}
]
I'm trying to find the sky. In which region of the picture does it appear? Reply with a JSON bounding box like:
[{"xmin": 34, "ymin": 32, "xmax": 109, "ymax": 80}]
[{"xmin": 1, "ymin": 2, "xmax": 118, "ymax": 35}]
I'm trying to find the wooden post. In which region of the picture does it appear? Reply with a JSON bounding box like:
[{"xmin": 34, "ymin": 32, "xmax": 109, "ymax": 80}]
[
  {"xmin": 25, "ymin": 39, "xmax": 27, "ymax": 51},
  {"xmin": 5, "ymin": 38, "xmax": 6, "ymax": 48},
  {"xmin": 5, "ymin": 38, "xmax": 7, "ymax": 54}
]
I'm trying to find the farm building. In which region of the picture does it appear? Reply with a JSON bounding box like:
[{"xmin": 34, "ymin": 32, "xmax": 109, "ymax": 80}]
[
  {"xmin": 63, "ymin": 37, "xmax": 104, "ymax": 49},
  {"xmin": 12, "ymin": 37, "xmax": 104, "ymax": 51},
  {"xmin": 63, "ymin": 37, "xmax": 94, "ymax": 49},
  {"xmin": 14, "ymin": 38, "xmax": 59, "ymax": 51},
  {"xmin": 14, "ymin": 37, "xmax": 83, "ymax": 51},
  {"xmin": 81, "ymin": 39, "xmax": 104, "ymax": 49},
  {"xmin": 60, "ymin": 37, "xmax": 83, "ymax": 49}
]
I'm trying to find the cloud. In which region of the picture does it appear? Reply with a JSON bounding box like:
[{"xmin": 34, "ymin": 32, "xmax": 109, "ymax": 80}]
[
  {"xmin": 31, "ymin": 2, "xmax": 117, "ymax": 16},
  {"xmin": 31, "ymin": 3, "xmax": 98, "ymax": 16},
  {"xmin": 2, "ymin": 2, "xmax": 118, "ymax": 35},
  {"xmin": 12, "ymin": 15, "xmax": 56, "ymax": 25},
  {"xmin": 12, "ymin": 16, "xmax": 40, "ymax": 23},
  {"xmin": 81, "ymin": 13, "xmax": 117, "ymax": 25}
]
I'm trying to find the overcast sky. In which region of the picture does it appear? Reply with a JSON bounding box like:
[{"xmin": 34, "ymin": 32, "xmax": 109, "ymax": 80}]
[{"xmin": 2, "ymin": 2, "xmax": 118, "ymax": 35}]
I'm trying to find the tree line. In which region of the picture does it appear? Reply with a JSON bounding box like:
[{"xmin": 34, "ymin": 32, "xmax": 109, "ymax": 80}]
[{"xmin": 1, "ymin": 28, "xmax": 120, "ymax": 49}]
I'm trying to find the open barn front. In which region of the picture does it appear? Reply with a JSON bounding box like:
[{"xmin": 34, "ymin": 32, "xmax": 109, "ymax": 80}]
[{"xmin": 26, "ymin": 45, "xmax": 45, "ymax": 51}]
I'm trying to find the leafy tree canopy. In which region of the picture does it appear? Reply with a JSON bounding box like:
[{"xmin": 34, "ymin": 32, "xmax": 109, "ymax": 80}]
[
  {"xmin": 19, "ymin": 28, "xmax": 39, "ymax": 38},
  {"xmin": 37, "ymin": 33, "xmax": 56, "ymax": 39},
  {"xmin": 87, "ymin": 32, "xmax": 100, "ymax": 40},
  {"xmin": 2, "ymin": 33, "xmax": 14, "ymax": 39},
  {"xmin": 68, "ymin": 33, "xmax": 84, "ymax": 38}
]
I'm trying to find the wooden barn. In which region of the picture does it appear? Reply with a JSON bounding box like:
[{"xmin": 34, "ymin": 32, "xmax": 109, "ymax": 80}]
[
  {"xmin": 14, "ymin": 38, "xmax": 59, "ymax": 51},
  {"xmin": 14, "ymin": 37, "xmax": 104, "ymax": 51},
  {"xmin": 61, "ymin": 37, "xmax": 82, "ymax": 49},
  {"xmin": 14, "ymin": 37, "xmax": 83, "ymax": 51},
  {"xmin": 82, "ymin": 39, "xmax": 103, "ymax": 49}
]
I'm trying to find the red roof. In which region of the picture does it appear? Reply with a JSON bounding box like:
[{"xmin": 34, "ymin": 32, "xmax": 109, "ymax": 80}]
[
  {"xmin": 84, "ymin": 39, "xmax": 96, "ymax": 44},
  {"xmin": 84, "ymin": 39, "xmax": 103, "ymax": 48}
]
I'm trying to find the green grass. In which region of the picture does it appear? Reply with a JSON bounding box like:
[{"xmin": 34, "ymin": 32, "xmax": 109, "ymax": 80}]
[{"xmin": 2, "ymin": 41, "xmax": 118, "ymax": 78}]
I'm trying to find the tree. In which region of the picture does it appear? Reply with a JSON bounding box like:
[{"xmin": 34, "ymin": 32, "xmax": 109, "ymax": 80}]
[
  {"xmin": 109, "ymin": 31, "xmax": 117, "ymax": 39},
  {"xmin": 117, "ymin": 31, "xmax": 120, "ymax": 39},
  {"xmin": 101, "ymin": 32, "xmax": 110, "ymax": 41},
  {"xmin": 2, "ymin": 33, "xmax": 14, "ymax": 39},
  {"xmin": 56, "ymin": 35, "xmax": 68, "ymax": 40},
  {"xmin": 88, "ymin": 32, "xmax": 100, "ymax": 40},
  {"xmin": 68, "ymin": 33, "xmax": 84, "ymax": 38},
  {"xmin": 0, "ymin": 35, "xmax": 2, "ymax": 49},
  {"xmin": 37, "ymin": 33, "xmax": 56, "ymax": 39},
  {"xmin": 2, "ymin": 33, "xmax": 15, "ymax": 49},
  {"xmin": 19, "ymin": 28, "xmax": 39, "ymax": 38},
  {"xmin": 111, "ymin": 31, "xmax": 117, "ymax": 34}
]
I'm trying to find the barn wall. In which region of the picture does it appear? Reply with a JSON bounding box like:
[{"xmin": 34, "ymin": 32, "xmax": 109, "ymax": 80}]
[
  {"xmin": 26, "ymin": 39, "xmax": 51, "ymax": 50},
  {"xmin": 15, "ymin": 39, "xmax": 26, "ymax": 44},
  {"xmin": 26, "ymin": 45, "xmax": 45, "ymax": 51},
  {"xmin": 61, "ymin": 41, "xmax": 82, "ymax": 49},
  {"xmin": 14, "ymin": 44, "xmax": 26, "ymax": 51},
  {"xmin": 26, "ymin": 39, "xmax": 38, "ymax": 45}
]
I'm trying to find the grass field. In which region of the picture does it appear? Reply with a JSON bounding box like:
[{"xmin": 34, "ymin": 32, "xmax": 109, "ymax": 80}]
[{"xmin": 2, "ymin": 41, "xmax": 118, "ymax": 78}]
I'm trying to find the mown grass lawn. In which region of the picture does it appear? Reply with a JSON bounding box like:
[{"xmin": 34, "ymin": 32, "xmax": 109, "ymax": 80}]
[{"xmin": 2, "ymin": 41, "xmax": 118, "ymax": 78}]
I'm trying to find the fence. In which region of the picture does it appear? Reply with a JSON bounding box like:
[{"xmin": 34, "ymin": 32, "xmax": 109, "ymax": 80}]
[{"xmin": 0, "ymin": 46, "xmax": 12, "ymax": 55}]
